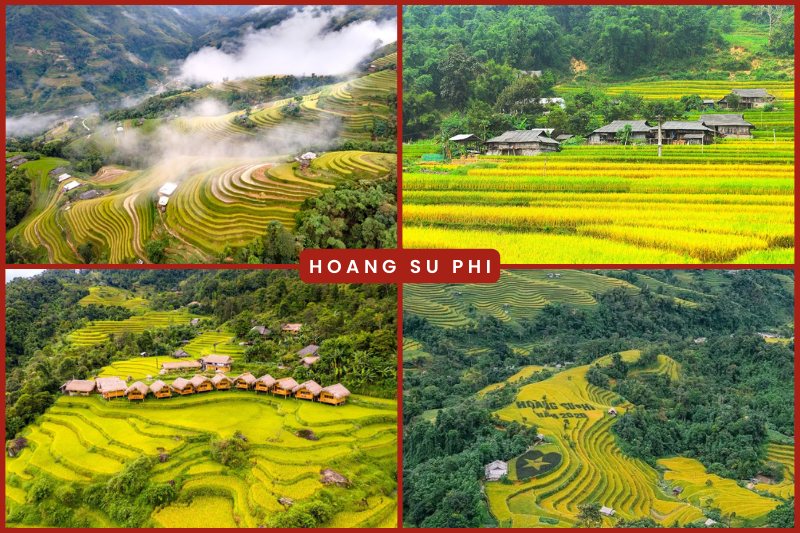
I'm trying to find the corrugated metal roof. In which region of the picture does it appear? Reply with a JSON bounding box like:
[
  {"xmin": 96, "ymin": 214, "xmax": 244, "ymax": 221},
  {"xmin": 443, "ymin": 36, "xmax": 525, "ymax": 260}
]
[
  {"xmin": 485, "ymin": 129, "xmax": 559, "ymax": 144},
  {"xmin": 731, "ymin": 88, "xmax": 772, "ymax": 98},
  {"xmin": 591, "ymin": 120, "xmax": 652, "ymax": 134},
  {"xmin": 660, "ymin": 121, "xmax": 712, "ymax": 131},
  {"xmin": 700, "ymin": 114, "xmax": 754, "ymax": 127}
]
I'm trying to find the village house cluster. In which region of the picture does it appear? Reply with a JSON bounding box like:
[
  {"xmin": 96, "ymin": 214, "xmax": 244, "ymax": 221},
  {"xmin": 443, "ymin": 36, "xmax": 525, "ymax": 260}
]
[{"xmin": 448, "ymin": 87, "xmax": 773, "ymax": 156}]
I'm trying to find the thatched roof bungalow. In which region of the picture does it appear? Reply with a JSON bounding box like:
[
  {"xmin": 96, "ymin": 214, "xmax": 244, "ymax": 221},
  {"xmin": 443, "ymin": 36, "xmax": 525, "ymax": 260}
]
[
  {"xmin": 190, "ymin": 374, "xmax": 213, "ymax": 393},
  {"xmin": 272, "ymin": 377, "xmax": 299, "ymax": 397},
  {"xmin": 233, "ymin": 372, "xmax": 257, "ymax": 390},
  {"xmin": 255, "ymin": 374, "xmax": 276, "ymax": 393},
  {"xmin": 319, "ymin": 383, "xmax": 351, "ymax": 406},
  {"xmin": 125, "ymin": 381, "xmax": 149, "ymax": 401},
  {"xmin": 171, "ymin": 377, "xmax": 195, "ymax": 395},
  {"xmin": 211, "ymin": 374, "xmax": 232, "ymax": 390},
  {"xmin": 96, "ymin": 377, "xmax": 127, "ymax": 400},
  {"xmin": 150, "ymin": 380, "xmax": 172, "ymax": 399},
  {"xmin": 293, "ymin": 380, "xmax": 323, "ymax": 401},
  {"xmin": 60, "ymin": 379, "xmax": 95, "ymax": 396}
]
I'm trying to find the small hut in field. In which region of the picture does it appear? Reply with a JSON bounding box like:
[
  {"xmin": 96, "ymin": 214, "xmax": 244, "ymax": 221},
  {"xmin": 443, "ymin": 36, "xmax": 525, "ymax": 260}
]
[
  {"xmin": 211, "ymin": 374, "xmax": 232, "ymax": 390},
  {"xmin": 293, "ymin": 380, "xmax": 322, "ymax": 401},
  {"xmin": 125, "ymin": 381, "xmax": 149, "ymax": 401},
  {"xmin": 171, "ymin": 377, "xmax": 195, "ymax": 395},
  {"xmin": 95, "ymin": 377, "xmax": 127, "ymax": 400},
  {"xmin": 255, "ymin": 374, "xmax": 276, "ymax": 393},
  {"xmin": 150, "ymin": 380, "xmax": 172, "ymax": 399},
  {"xmin": 272, "ymin": 377, "xmax": 299, "ymax": 397},
  {"xmin": 173, "ymin": 349, "xmax": 190, "ymax": 358},
  {"xmin": 60, "ymin": 379, "xmax": 95, "ymax": 396},
  {"xmin": 190, "ymin": 374, "xmax": 213, "ymax": 393},
  {"xmin": 200, "ymin": 354, "xmax": 233, "ymax": 373},
  {"xmin": 319, "ymin": 383, "xmax": 351, "ymax": 406},
  {"xmin": 233, "ymin": 372, "xmax": 256, "ymax": 390}
]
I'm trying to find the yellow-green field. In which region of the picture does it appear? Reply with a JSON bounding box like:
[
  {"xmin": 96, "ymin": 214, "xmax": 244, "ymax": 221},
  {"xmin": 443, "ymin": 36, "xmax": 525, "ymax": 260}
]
[
  {"xmin": 78, "ymin": 286, "xmax": 149, "ymax": 311},
  {"xmin": 485, "ymin": 350, "xmax": 788, "ymax": 527},
  {"xmin": 403, "ymin": 80, "xmax": 794, "ymax": 264},
  {"xmin": 66, "ymin": 309, "xmax": 193, "ymax": 347},
  {"xmin": 6, "ymin": 391, "xmax": 397, "ymax": 528}
]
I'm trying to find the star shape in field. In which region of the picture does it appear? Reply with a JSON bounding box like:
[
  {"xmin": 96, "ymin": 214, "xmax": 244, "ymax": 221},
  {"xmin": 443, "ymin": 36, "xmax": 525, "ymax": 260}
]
[{"xmin": 523, "ymin": 456, "xmax": 553, "ymax": 472}]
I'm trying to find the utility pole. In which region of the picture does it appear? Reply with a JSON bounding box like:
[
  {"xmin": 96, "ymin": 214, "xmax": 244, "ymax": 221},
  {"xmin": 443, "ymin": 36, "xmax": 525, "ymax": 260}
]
[{"xmin": 657, "ymin": 114, "xmax": 663, "ymax": 158}]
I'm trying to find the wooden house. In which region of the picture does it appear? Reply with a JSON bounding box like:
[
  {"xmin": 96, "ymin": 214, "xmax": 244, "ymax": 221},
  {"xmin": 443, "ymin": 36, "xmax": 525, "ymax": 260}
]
[
  {"xmin": 719, "ymin": 88, "xmax": 775, "ymax": 109},
  {"xmin": 171, "ymin": 377, "xmax": 195, "ymax": 395},
  {"xmin": 484, "ymin": 129, "xmax": 560, "ymax": 155},
  {"xmin": 95, "ymin": 377, "xmax": 127, "ymax": 400},
  {"xmin": 588, "ymin": 120, "xmax": 653, "ymax": 144},
  {"xmin": 272, "ymin": 377, "xmax": 299, "ymax": 397},
  {"xmin": 699, "ymin": 114, "xmax": 755, "ymax": 138},
  {"xmin": 173, "ymin": 349, "xmax": 189, "ymax": 358},
  {"xmin": 150, "ymin": 380, "xmax": 172, "ymax": 399},
  {"xmin": 200, "ymin": 354, "xmax": 233, "ymax": 373},
  {"xmin": 233, "ymin": 372, "xmax": 257, "ymax": 390},
  {"xmin": 255, "ymin": 374, "xmax": 276, "ymax": 393},
  {"xmin": 659, "ymin": 121, "xmax": 714, "ymax": 144},
  {"xmin": 319, "ymin": 383, "xmax": 351, "ymax": 406},
  {"xmin": 125, "ymin": 381, "xmax": 149, "ymax": 401},
  {"xmin": 161, "ymin": 361, "xmax": 202, "ymax": 373},
  {"xmin": 60, "ymin": 379, "xmax": 95, "ymax": 396},
  {"xmin": 293, "ymin": 380, "xmax": 323, "ymax": 401},
  {"xmin": 190, "ymin": 374, "xmax": 213, "ymax": 393},
  {"xmin": 211, "ymin": 374, "xmax": 232, "ymax": 390},
  {"xmin": 281, "ymin": 323, "xmax": 303, "ymax": 334}
]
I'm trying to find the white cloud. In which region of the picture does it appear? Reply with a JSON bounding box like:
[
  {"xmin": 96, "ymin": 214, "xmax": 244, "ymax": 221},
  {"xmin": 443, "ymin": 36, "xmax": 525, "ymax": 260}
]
[{"xmin": 179, "ymin": 8, "xmax": 396, "ymax": 84}]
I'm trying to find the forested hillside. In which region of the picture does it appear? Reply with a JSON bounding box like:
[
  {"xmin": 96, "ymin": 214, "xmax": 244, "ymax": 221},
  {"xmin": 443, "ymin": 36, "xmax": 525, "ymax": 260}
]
[
  {"xmin": 403, "ymin": 5, "xmax": 794, "ymax": 139},
  {"xmin": 403, "ymin": 270, "xmax": 794, "ymax": 528}
]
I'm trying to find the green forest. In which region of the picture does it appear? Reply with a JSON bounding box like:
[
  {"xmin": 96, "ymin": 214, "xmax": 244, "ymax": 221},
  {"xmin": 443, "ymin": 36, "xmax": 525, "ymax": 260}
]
[
  {"xmin": 403, "ymin": 5, "xmax": 795, "ymax": 139},
  {"xmin": 5, "ymin": 269, "xmax": 397, "ymax": 437},
  {"xmin": 403, "ymin": 270, "xmax": 794, "ymax": 528}
]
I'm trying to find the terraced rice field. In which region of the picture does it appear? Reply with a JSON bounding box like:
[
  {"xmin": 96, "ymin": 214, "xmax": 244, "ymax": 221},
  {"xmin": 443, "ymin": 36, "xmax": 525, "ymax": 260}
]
[
  {"xmin": 12, "ymin": 151, "xmax": 393, "ymax": 263},
  {"xmin": 754, "ymin": 443, "xmax": 795, "ymax": 499},
  {"xmin": 486, "ymin": 352, "xmax": 784, "ymax": 527},
  {"xmin": 67, "ymin": 309, "xmax": 193, "ymax": 347},
  {"xmin": 404, "ymin": 270, "xmax": 637, "ymax": 328},
  {"xmin": 78, "ymin": 286, "xmax": 149, "ymax": 311},
  {"xmin": 183, "ymin": 330, "xmax": 245, "ymax": 361},
  {"xmin": 5, "ymin": 392, "xmax": 397, "ymax": 528},
  {"xmin": 403, "ymin": 81, "xmax": 793, "ymax": 264}
]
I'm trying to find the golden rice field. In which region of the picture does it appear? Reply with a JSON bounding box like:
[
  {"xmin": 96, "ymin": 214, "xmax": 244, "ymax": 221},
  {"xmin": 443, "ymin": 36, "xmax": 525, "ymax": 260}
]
[
  {"xmin": 486, "ymin": 350, "xmax": 787, "ymax": 527},
  {"xmin": 78, "ymin": 286, "xmax": 149, "ymax": 311},
  {"xmin": 5, "ymin": 391, "xmax": 397, "ymax": 528},
  {"xmin": 67, "ymin": 309, "xmax": 193, "ymax": 347},
  {"xmin": 403, "ymin": 80, "xmax": 794, "ymax": 264}
]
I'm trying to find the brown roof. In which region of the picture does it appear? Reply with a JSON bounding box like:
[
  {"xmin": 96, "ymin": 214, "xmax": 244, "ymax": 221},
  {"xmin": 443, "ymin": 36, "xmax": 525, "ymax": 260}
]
[
  {"xmin": 95, "ymin": 377, "xmax": 127, "ymax": 392},
  {"xmin": 125, "ymin": 381, "xmax": 149, "ymax": 395},
  {"xmin": 201, "ymin": 354, "xmax": 233, "ymax": 364},
  {"xmin": 211, "ymin": 374, "xmax": 231, "ymax": 385},
  {"xmin": 275, "ymin": 377, "xmax": 299, "ymax": 390},
  {"xmin": 281, "ymin": 323, "xmax": 302, "ymax": 332},
  {"xmin": 162, "ymin": 361, "xmax": 202, "ymax": 370},
  {"xmin": 257, "ymin": 374, "xmax": 276, "ymax": 387},
  {"xmin": 150, "ymin": 380, "xmax": 169, "ymax": 393},
  {"xmin": 189, "ymin": 374, "xmax": 211, "ymax": 387},
  {"xmin": 171, "ymin": 377, "xmax": 192, "ymax": 391},
  {"xmin": 234, "ymin": 372, "xmax": 256, "ymax": 385},
  {"xmin": 293, "ymin": 380, "xmax": 322, "ymax": 396},
  {"xmin": 301, "ymin": 356, "xmax": 320, "ymax": 366},
  {"xmin": 321, "ymin": 383, "xmax": 351, "ymax": 399},
  {"xmin": 297, "ymin": 344, "xmax": 319, "ymax": 357},
  {"xmin": 62, "ymin": 379, "xmax": 96, "ymax": 393}
]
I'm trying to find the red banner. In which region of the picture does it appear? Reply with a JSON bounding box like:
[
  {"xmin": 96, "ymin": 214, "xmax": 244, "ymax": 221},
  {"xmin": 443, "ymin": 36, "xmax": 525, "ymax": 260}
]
[{"xmin": 299, "ymin": 249, "xmax": 500, "ymax": 283}]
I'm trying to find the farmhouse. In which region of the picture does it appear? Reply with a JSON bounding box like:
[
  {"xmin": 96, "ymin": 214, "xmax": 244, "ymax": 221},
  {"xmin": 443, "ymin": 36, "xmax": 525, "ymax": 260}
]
[
  {"xmin": 319, "ymin": 383, "xmax": 351, "ymax": 406},
  {"xmin": 57, "ymin": 173, "xmax": 72, "ymax": 182},
  {"xmin": 79, "ymin": 189, "xmax": 102, "ymax": 201},
  {"xmin": 211, "ymin": 373, "xmax": 232, "ymax": 390},
  {"xmin": 161, "ymin": 361, "xmax": 202, "ymax": 372},
  {"xmin": 150, "ymin": 380, "xmax": 172, "ymax": 398},
  {"xmin": 700, "ymin": 114, "xmax": 755, "ymax": 138},
  {"xmin": 485, "ymin": 129, "xmax": 561, "ymax": 155},
  {"xmin": 125, "ymin": 381, "xmax": 149, "ymax": 401},
  {"xmin": 60, "ymin": 379, "xmax": 95, "ymax": 396},
  {"xmin": 63, "ymin": 180, "xmax": 82, "ymax": 192},
  {"xmin": 190, "ymin": 374, "xmax": 213, "ymax": 393},
  {"xmin": 282, "ymin": 323, "xmax": 303, "ymax": 334},
  {"xmin": 200, "ymin": 354, "xmax": 233, "ymax": 372},
  {"xmin": 588, "ymin": 120, "xmax": 653, "ymax": 144},
  {"xmin": 719, "ymin": 88, "xmax": 775, "ymax": 109},
  {"xmin": 255, "ymin": 374, "xmax": 277, "ymax": 393},
  {"xmin": 294, "ymin": 380, "xmax": 323, "ymax": 401},
  {"xmin": 484, "ymin": 460, "xmax": 508, "ymax": 481},
  {"xmin": 272, "ymin": 377, "xmax": 300, "ymax": 397},
  {"xmin": 251, "ymin": 325, "xmax": 270, "ymax": 336},
  {"xmin": 173, "ymin": 349, "xmax": 189, "ymax": 358},
  {"xmin": 600, "ymin": 506, "xmax": 615, "ymax": 517},
  {"xmin": 659, "ymin": 121, "xmax": 713, "ymax": 145},
  {"xmin": 171, "ymin": 378, "xmax": 195, "ymax": 395},
  {"xmin": 234, "ymin": 372, "xmax": 257, "ymax": 390},
  {"xmin": 95, "ymin": 377, "xmax": 127, "ymax": 400},
  {"xmin": 158, "ymin": 182, "xmax": 178, "ymax": 196},
  {"xmin": 158, "ymin": 196, "xmax": 169, "ymax": 210}
]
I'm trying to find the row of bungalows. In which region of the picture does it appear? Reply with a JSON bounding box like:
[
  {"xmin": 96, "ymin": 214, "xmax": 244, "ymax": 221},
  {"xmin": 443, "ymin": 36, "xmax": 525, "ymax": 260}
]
[
  {"xmin": 62, "ymin": 375, "xmax": 351, "ymax": 405},
  {"xmin": 587, "ymin": 115, "xmax": 755, "ymax": 145}
]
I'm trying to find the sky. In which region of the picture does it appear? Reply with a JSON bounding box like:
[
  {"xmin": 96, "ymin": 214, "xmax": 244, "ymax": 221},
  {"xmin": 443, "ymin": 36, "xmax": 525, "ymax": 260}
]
[{"xmin": 5, "ymin": 269, "xmax": 45, "ymax": 283}]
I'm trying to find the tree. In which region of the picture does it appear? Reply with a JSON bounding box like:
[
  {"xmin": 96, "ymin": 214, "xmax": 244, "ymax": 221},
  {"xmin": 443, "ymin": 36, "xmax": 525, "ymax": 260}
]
[
  {"xmin": 439, "ymin": 45, "xmax": 479, "ymax": 110},
  {"xmin": 679, "ymin": 94, "xmax": 704, "ymax": 112},
  {"xmin": 495, "ymin": 76, "xmax": 543, "ymax": 117},
  {"xmin": 577, "ymin": 502, "xmax": 603, "ymax": 527},
  {"xmin": 77, "ymin": 241, "xmax": 98, "ymax": 263},
  {"xmin": 615, "ymin": 124, "xmax": 633, "ymax": 145},
  {"xmin": 144, "ymin": 237, "xmax": 169, "ymax": 264}
]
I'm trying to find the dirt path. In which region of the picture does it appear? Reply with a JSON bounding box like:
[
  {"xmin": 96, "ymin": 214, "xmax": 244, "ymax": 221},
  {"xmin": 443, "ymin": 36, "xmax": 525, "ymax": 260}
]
[{"xmin": 123, "ymin": 194, "xmax": 147, "ymax": 262}]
